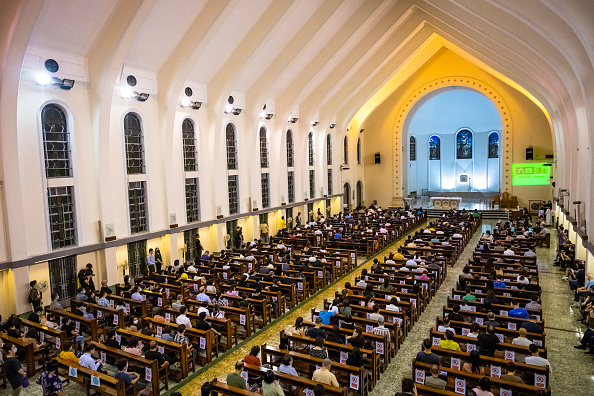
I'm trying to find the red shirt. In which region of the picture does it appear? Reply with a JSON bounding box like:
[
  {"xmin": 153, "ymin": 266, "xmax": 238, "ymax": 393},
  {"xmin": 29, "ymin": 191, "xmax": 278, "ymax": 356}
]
[{"xmin": 244, "ymin": 355, "xmax": 261, "ymax": 366}]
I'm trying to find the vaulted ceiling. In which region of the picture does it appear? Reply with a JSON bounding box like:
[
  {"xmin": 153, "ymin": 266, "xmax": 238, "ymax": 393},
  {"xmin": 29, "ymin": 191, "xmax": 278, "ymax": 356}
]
[{"xmin": 4, "ymin": 0, "xmax": 594, "ymax": 182}]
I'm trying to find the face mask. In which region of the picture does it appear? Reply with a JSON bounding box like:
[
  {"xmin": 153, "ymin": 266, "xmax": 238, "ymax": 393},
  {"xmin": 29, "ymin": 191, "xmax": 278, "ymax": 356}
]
[
  {"xmin": 133, "ymin": 319, "xmax": 138, "ymax": 324},
  {"xmin": 13, "ymin": 347, "xmax": 17, "ymax": 354}
]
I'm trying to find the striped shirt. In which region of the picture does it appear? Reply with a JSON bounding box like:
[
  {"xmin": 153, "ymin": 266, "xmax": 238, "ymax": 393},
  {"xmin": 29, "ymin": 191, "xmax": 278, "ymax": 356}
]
[{"xmin": 373, "ymin": 325, "xmax": 391, "ymax": 343}]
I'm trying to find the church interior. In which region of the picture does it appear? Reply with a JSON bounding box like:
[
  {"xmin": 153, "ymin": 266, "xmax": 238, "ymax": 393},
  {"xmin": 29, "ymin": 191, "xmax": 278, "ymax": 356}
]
[{"xmin": 0, "ymin": 1, "xmax": 593, "ymax": 395}]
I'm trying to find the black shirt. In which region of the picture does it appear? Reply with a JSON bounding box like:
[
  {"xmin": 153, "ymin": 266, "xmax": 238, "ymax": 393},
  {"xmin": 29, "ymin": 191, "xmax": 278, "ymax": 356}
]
[
  {"xmin": 415, "ymin": 351, "xmax": 440, "ymax": 365},
  {"xmin": 28, "ymin": 312, "xmax": 40, "ymax": 323},
  {"xmin": 145, "ymin": 350, "xmax": 166, "ymax": 365},
  {"xmin": 521, "ymin": 321, "xmax": 544, "ymax": 334},
  {"xmin": 105, "ymin": 338, "xmax": 121, "ymax": 349},
  {"xmin": 6, "ymin": 357, "xmax": 23, "ymax": 389},
  {"xmin": 308, "ymin": 327, "xmax": 326, "ymax": 340},
  {"xmin": 7, "ymin": 328, "xmax": 20, "ymax": 339},
  {"xmin": 477, "ymin": 332, "xmax": 500, "ymax": 356},
  {"xmin": 196, "ymin": 320, "xmax": 212, "ymax": 331},
  {"xmin": 346, "ymin": 356, "xmax": 365, "ymax": 368},
  {"xmin": 448, "ymin": 313, "xmax": 464, "ymax": 323},
  {"xmin": 349, "ymin": 336, "xmax": 365, "ymax": 349}
]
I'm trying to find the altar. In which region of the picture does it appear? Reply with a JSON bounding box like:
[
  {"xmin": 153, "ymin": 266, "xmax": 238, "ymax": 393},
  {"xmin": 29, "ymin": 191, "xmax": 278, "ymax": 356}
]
[{"xmin": 430, "ymin": 196, "xmax": 462, "ymax": 209}]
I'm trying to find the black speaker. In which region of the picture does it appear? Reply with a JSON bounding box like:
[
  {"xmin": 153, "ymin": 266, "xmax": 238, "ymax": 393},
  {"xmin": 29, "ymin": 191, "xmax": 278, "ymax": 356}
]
[
  {"xmin": 526, "ymin": 147, "xmax": 533, "ymax": 160},
  {"xmin": 375, "ymin": 153, "xmax": 381, "ymax": 164}
]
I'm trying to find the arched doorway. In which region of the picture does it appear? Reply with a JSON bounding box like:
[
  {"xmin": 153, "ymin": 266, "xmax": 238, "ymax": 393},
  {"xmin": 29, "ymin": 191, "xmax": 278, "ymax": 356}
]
[
  {"xmin": 356, "ymin": 181, "xmax": 363, "ymax": 208},
  {"xmin": 343, "ymin": 182, "xmax": 351, "ymax": 211}
]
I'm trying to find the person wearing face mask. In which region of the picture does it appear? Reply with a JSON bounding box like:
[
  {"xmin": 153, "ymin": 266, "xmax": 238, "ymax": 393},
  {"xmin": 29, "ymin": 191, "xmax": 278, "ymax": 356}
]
[
  {"xmin": 128, "ymin": 317, "xmax": 140, "ymax": 333},
  {"xmin": 49, "ymin": 293, "xmax": 63, "ymax": 311},
  {"xmin": 3, "ymin": 342, "xmax": 26, "ymax": 395},
  {"xmin": 114, "ymin": 358, "xmax": 151, "ymax": 395}
]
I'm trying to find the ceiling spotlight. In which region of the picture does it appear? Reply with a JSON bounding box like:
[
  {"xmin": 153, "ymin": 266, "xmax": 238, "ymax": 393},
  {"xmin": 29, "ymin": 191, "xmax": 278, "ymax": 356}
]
[
  {"xmin": 190, "ymin": 101, "xmax": 202, "ymax": 110},
  {"xmin": 289, "ymin": 117, "xmax": 298, "ymax": 123},
  {"xmin": 121, "ymin": 87, "xmax": 133, "ymax": 99},
  {"xmin": 35, "ymin": 73, "xmax": 51, "ymax": 86},
  {"xmin": 311, "ymin": 121, "xmax": 319, "ymax": 126},
  {"xmin": 232, "ymin": 108, "xmax": 242, "ymax": 115},
  {"xmin": 60, "ymin": 79, "xmax": 75, "ymax": 90},
  {"xmin": 260, "ymin": 111, "xmax": 273, "ymax": 120},
  {"xmin": 136, "ymin": 93, "xmax": 149, "ymax": 102},
  {"xmin": 346, "ymin": 127, "xmax": 351, "ymax": 131},
  {"xmin": 329, "ymin": 123, "xmax": 336, "ymax": 128},
  {"xmin": 181, "ymin": 97, "xmax": 191, "ymax": 108}
]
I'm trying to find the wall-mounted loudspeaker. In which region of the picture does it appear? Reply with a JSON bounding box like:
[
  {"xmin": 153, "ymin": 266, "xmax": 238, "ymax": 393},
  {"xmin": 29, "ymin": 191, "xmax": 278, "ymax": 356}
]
[
  {"xmin": 375, "ymin": 153, "xmax": 381, "ymax": 164},
  {"xmin": 526, "ymin": 147, "xmax": 533, "ymax": 160}
]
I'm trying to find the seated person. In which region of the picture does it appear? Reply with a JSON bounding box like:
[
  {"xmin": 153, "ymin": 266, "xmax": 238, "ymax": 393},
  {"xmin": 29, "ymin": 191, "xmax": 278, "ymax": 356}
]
[
  {"xmin": 114, "ymin": 358, "xmax": 151, "ymax": 395},
  {"xmin": 439, "ymin": 330, "xmax": 461, "ymax": 351},
  {"xmin": 424, "ymin": 364, "xmax": 446, "ymax": 390}
]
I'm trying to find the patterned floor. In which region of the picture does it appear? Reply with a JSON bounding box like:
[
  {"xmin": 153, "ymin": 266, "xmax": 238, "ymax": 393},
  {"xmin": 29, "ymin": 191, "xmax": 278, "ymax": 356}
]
[{"xmin": 6, "ymin": 220, "xmax": 594, "ymax": 395}]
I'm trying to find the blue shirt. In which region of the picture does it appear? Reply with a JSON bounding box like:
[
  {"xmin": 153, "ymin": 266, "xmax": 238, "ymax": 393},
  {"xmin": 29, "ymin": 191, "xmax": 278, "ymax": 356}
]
[
  {"xmin": 319, "ymin": 311, "xmax": 335, "ymax": 325},
  {"xmin": 508, "ymin": 308, "xmax": 529, "ymax": 319},
  {"xmin": 147, "ymin": 254, "xmax": 155, "ymax": 266},
  {"xmin": 493, "ymin": 281, "xmax": 507, "ymax": 289},
  {"xmin": 334, "ymin": 233, "xmax": 342, "ymax": 240},
  {"xmin": 196, "ymin": 293, "xmax": 212, "ymax": 304}
]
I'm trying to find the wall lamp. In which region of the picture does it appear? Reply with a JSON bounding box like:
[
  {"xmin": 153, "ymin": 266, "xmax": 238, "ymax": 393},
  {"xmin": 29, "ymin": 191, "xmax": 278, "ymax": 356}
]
[
  {"xmin": 121, "ymin": 87, "xmax": 149, "ymax": 102},
  {"xmin": 181, "ymin": 98, "xmax": 202, "ymax": 109},
  {"xmin": 259, "ymin": 111, "xmax": 273, "ymax": 120},
  {"xmin": 36, "ymin": 73, "xmax": 75, "ymax": 90},
  {"xmin": 311, "ymin": 121, "xmax": 319, "ymax": 126},
  {"xmin": 329, "ymin": 123, "xmax": 336, "ymax": 128},
  {"xmin": 288, "ymin": 117, "xmax": 299, "ymax": 123},
  {"xmin": 224, "ymin": 104, "xmax": 242, "ymax": 115}
]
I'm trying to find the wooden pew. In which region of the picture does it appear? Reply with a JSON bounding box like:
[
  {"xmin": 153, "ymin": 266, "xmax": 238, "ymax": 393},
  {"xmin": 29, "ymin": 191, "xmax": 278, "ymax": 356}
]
[
  {"xmin": 55, "ymin": 356, "xmax": 125, "ymax": 396},
  {"xmin": 0, "ymin": 333, "xmax": 39, "ymax": 377}
]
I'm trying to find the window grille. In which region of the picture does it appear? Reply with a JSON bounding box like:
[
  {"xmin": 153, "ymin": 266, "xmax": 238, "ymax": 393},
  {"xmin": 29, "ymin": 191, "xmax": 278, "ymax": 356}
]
[
  {"xmin": 286, "ymin": 130, "xmax": 294, "ymax": 167},
  {"xmin": 309, "ymin": 169, "xmax": 315, "ymax": 199},
  {"xmin": 47, "ymin": 186, "xmax": 76, "ymax": 249},
  {"xmin": 409, "ymin": 136, "xmax": 416, "ymax": 161},
  {"xmin": 343, "ymin": 136, "xmax": 348, "ymax": 164},
  {"xmin": 308, "ymin": 133, "xmax": 315, "ymax": 166},
  {"xmin": 261, "ymin": 173, "xmax": 270, "ymax": 208},
  {"xmin": 41, "ymin": 104, "xmax": 71, "ymax": 178},
  {"xmin": 327, "ymin": 169, "xmax": 333, "ymax": 195},
  {"xmin": 488, "ymin": 132, "xmax": 499, "ymax": 158},
  {"xmin": 287, "ymin": 171, "xmax": 295, "ymax": 203},
  {"xmin": 182, "ymin": 118, "xmax": 197, "ymax": 171},
  {"xmin": 228, "ymin": 175, "xmax": 239, "ymax": 214},
  {"xmin": 124, "ymin": 113, "xmax": 145, "ymax": 174},
  {"xmin": 260, "ymin": 127, "xmax": 269, "ymax": 168},
  {"xmin": 429, "ymin": 136, "xmax": 440, "ymax": 160},
  {"xmin": 185, "ymin": 178, "xmax": 200, "ymax": 223},
  {"xmin": 48, "ymin": 255, "xmax": 77, "ymax": 307},
  {"xmin": 326, "ymin": 135, "xmax": 332, "ymax": 165},
  {"xmin": 184, "ymin": 229, "xmax": 198, "ymax": 262},
  {"xmin": 128, "ymin": 181, "xmax": 147, "ymax": 234},
  {"xmin": 127, "ymin": 240, "xmax": 147, "ymax": 278},
  {"xmin": 226, "ymin": 124, "xmax": 237, "ymax": 170},
  {"xmin": 357, "ymin": 138, "xmax": 361, "ymax": 164}
]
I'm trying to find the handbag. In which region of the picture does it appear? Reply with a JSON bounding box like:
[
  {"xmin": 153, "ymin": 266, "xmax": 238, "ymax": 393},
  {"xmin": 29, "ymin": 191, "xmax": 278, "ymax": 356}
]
[{"xmin": 22, "ymin": 376, "xmax": 29, "ymax": 388}]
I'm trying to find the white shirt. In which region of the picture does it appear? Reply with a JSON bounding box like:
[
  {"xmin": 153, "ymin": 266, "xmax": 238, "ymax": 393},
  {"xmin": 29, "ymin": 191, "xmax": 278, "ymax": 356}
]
[
  {"xmin": 467, "ymin": 332, "xmax": 479, "ymax": 339},
  {"xmin": 385, "ymin": 304, "xmax": 401, "ymax": 312},
  {"xmin": 524, "ymin": 251, "xmax": 536, "ymax": 257},
  {"xmin": 437, "ymin": 325, "xmax": 456, "ymax": 334},
  {"xmin": 525, "ymin": 356, "xmax": 552, "ymax": 372},
  {"xmin": 79, "ymin": 353, "xmax": 100, "ymax": 370},
  {"xmin": 516, "ymin": 276, "xmax": 530, "ymax": 284},
  {"xmin": 187, "ymin": 265, "xmax": 197, "ymax": 273},
  {"xmin": 452, "ymin": 233, "xmax": 462, "ymax": 238},
  {"xmin": 503, "ymin": 249, "xmax": 515, "ymax": 256},
  {"xmin": 406, "ymin": 259, "xmax": 416, "ymax": 267},
  {"xmin": 176, "ymin": 314, "xmax": 192, "ymax": 328},
  {"xmin": 512, "ymin": 336, "xmax": 532, "ymax": 347},
  {"xmin": 356, "ymin": 280, "xmax": 367, "ymax": 287},
  {"xmin": 197, "ymin": 306, "xmax": 211, "ymax": 316}
]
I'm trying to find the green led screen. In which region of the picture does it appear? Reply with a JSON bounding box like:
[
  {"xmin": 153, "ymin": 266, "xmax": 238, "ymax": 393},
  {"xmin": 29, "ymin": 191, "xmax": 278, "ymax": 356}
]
[{"xmin": 512, "ymin": 163, "xmax": 551, "ymax": 186}]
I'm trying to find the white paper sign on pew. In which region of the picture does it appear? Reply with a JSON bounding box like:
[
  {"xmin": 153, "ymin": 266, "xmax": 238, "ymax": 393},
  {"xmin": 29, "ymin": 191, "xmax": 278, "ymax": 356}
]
[
  {"xmin": 125, "ymin": 303, "xmax": 130, "ymax": 314},
  {"xmin": 113, "ymin": 315, "xmax": 119, "ymax": 325},
  {"xmin": 500, "ymin": 310, "xmax": 509, "ymax": 317},
  {"xmin": 336, "ymin": 261, "xmax": 341, "ymax": 268},
  {"xmin": 100, "ymin": 352, "xmax": 106, "ymax": 362},
  {"xmin": 411, "ymin": 299, "xmax": 417, "ymax": 308},
  {"xmin": 461, "ymin": 328, "xmax": 470, "ymax": 336},
  {"xmin": 240, "ymin": 371, "xmax": 248, "ymax": 382},
  {"xmin": 454, "ymin": 378, "xmax": 466, "ymax": 394},
  {"xmin": 504, "ymin": 350, "xmax": 515, "ymax": 361},
  {"xmin": 365, "ymin": 324, "xmax": 374, "ymax": 333},
  {"xmin": 156, "ymin": 326, "xmax": 162, "ymax": 337},
  {"xmin": 56, "ymin": 337, "xmax": 61, "ymax": 350},
  {"xmin": 468, "ymin": 305, "xmax": 476, "ymax": 312},
  {"xmin": 503, "ymin": 292, "xmax": 511, "ymax": 297},
  {"xmin": 240, "ymin": 314, "xmax": 246, "ymax": 325},
  {"xmin": 298, "ymin": 282, "xmax": 303, "ymax": 291},
  {"xmin": 304, "ymin": 389, "xmax": 315, "ymax": 396},
  {"xmin": 508, "ymin": 322, "xmax": 517, "ymax": 330},
  {"xmin": 451, "ymin": 357, "xmax": 461, "ymax": 370},
  {"xmin": 165, "ymin": 313, "xmax": 171, "ymax": 322},
  {"xmin": 158, "ymin": 297, "xmax": 163, "ymax": 307},
  {"xmin": 414, "ymin": 369, "xmax": 425, "ymax": 384},
  {"xmin": 533, "ymin": 339, "xmax": 543, "ymax": 347},
  {"xmin": 466, "ymin": 343, "xmax": 476, "ymax": 353},
  {"xmin": 475, "ymin": 289, "xmax": 482, "ymax": 294},
  {"xmin": 490, "ymin": 365, "xmax": 501, "ymax": 378},
  {"xmin": 340, "ymin": 351, "xmax": 348, "ymax": 364},
  {"xmin": 199, "ymin": 337, "xmax": 206, "ymax": 349},
  {"xmin": 317, "ymin": 271, "xmax": 323, "ymax": 279},
  {"xmin": 453, "ymin": 294, "xmax": 461, "ymax": 300},
  {"xmin": 535, "ymin": 373, "xmax": 546, "ymax": 388},
  {"xmin": 475, "ymin": 318, "xmax": 483, "ymax": 325},
  {"xmin": 376, "ymin": 341, "xmax": 384, "ymax": 355},
  {"xmin": 349, "ymin": 374, "xmax": 360, "ymax": 390},
  {"xmin": 500, "ymin": 389, "xmax": 512, "ymax": 396},
  {"xmin": 158, "ymin": 346, "xmax": 164, "ymax": 354},
  {"xmin": 496, "ymin": 333, "xmax": 504, "ymax": 342},
  {"xmin": 432, "ymin": 337, "xmax": 440, "ymax": 347}
]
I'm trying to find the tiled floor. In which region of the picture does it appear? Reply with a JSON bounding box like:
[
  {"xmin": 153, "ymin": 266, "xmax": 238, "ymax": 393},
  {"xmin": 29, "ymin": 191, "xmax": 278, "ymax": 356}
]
[{"xmin": 7, "ymin": 221, "xmax": 594, "ymax": 396}]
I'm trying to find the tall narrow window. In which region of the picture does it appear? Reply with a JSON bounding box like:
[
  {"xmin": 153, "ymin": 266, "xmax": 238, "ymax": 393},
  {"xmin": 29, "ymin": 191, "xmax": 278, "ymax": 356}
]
[
  {"xmin": 128, "ymin": 181, "xmax": 147, "ymax": 234},
  {"xmin": 327, "ymin": 169, "xmax": 333, "ymax": 195},
  {"xmin": 41, "ymin": 104, "xmax": 71, "ymax": 178},
  {"xmin": 326, "ymin": 135, "xmax": 332, "ymax": 165},
  {"xmin": 488, "ymin": 132, "xmax": 499, "ymax": 158},
  {"xmin": 308, "ymin": 132, "xmax": 315, "ymax": 166},
  {"xmin": 343, "ymin": 136, "xmax": 348, "ymax": 164},
  {"xmin": 127, "ymin": 240, "xmax": 147, "ymax": 278},
  {"xmin": 228, "ymin": 175, "xmax": 239, "ymax": 214},
  {"xmin": 287, "ymin": 171, "xmax": 295, "ymax": 203},
  {"xmin": 183, "ymin": 229, "xmax": 198, "ymax": 262},
  {"xmin": 47, "ymin": 186, "xmax": 76, "ymax": 249},
  {"xmin": 456, "ymin": 130, "xmax": 473, "ymax": 159},
  {"xmin": 259, "ymin": 127, "xmax": 269, "ymax": 168},
  {"xmin": 409, "ymin": 136, "xmax": 416, "ymax": 161},
  {"xmin": 261, "ymin": 173, "xmax": 270, "ymax": 208},
  {"xmin": 185, "ymin": 178, "xmax": 200, "ymax": 223},
  {"xmin": 48, "ymin": 255, "xmax": 77, "ymax": 307},
  {"xmin": 286, "ymin": 130, "xmax": 294, "ymax": 167},
  {"xmin": 124, "ymin": 113, "xmax": 144, "ymax": 174},
  {"xmin": 357, "ymin": 138, "xmax": 361, "ymax": 164},
  {"xmin": 226, "ymin": 124, "xmax": 237, "ymax": 170},
  {"xmin": 429, "ymin": 136, "xmax": 440, "ymax": 160},
  {"xmin": 309, "ymin": 170, "xmax": 315, "ymax": 199},
  {"xmin": 182, "ymin": 118, "xmax": 197, "ymax": 171}
]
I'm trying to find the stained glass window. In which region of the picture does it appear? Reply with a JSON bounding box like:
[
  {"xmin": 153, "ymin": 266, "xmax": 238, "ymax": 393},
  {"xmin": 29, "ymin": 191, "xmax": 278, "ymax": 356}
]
[
  {"xmin": 456, "ymin": 130, "xmax": 473, "ymax": 159},
  {"xmin": 429, "ymin": 135, "xmax": 440, "ymax": 160},
  {"xmin": 409, "ymin": 136, "xmax": 416, "ymax": 161},
  {"xmin": 488, "ymin": 132, "xmax": 499, "ymax": 158}
]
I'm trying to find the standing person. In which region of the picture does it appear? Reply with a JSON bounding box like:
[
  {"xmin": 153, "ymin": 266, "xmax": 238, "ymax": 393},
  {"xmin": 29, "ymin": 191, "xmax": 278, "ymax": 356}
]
[
  {"xmin": 195, "ymin": 234, "xmax": 203, "ymax": 262},
  {"xmin": 235, "ymin": 227, "xmax": 243, "ymax": 249},
  {"xmin": 3, "ymin": 342, "xmax": 26, "ymax": 396},
  {"xmin": 78, "ymin": 263, "xmax": 95, "ymax": 291},
  {"xmin": 154, "ymin": 247, "xmax": 163, "ymax": 274},
  {"xmin": 28, "ymin": 280, "xmax": 41, "ymax": 310},
  {"xmin": 280, "ymin": 216, "xmax": 287, "ymax": 232},
  {"xmin": 260, "ymin": 222, "xmax": 270, "ymax": 243},
  {"xmin": 296, "ymin": 212, "xmax": 302, "ymax": 227},
  {"xmin": 36, "ymin": 359, "xmax": 64, "ymax": 396},
  {"xmin": 147, "ymin": 248, "xmax": 156, "ymax": 275}
]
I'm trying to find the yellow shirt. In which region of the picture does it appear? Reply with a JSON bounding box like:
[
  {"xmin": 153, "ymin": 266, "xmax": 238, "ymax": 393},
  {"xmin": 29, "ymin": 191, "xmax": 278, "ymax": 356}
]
[
  {"xmin": 440, "ymin": 339, "xmax": 461, "ymax": 351},
  {"xmin": 180, "ymin": 273, "xmax": 188, "ymax": 280},
  {"xmin": 59, "ymin": 350, "xmax": 79, "ymax": 364},
  {"xmin": 280, "ymin": 219, "xmax": 287, "ymax": 229},
  {"xmin": 312, "ymin": 368, "xmax": 339, "ymax": 387},
  {"xmin": 394, "ymin": 253, "xmax": 405, "ymax": 261}
]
